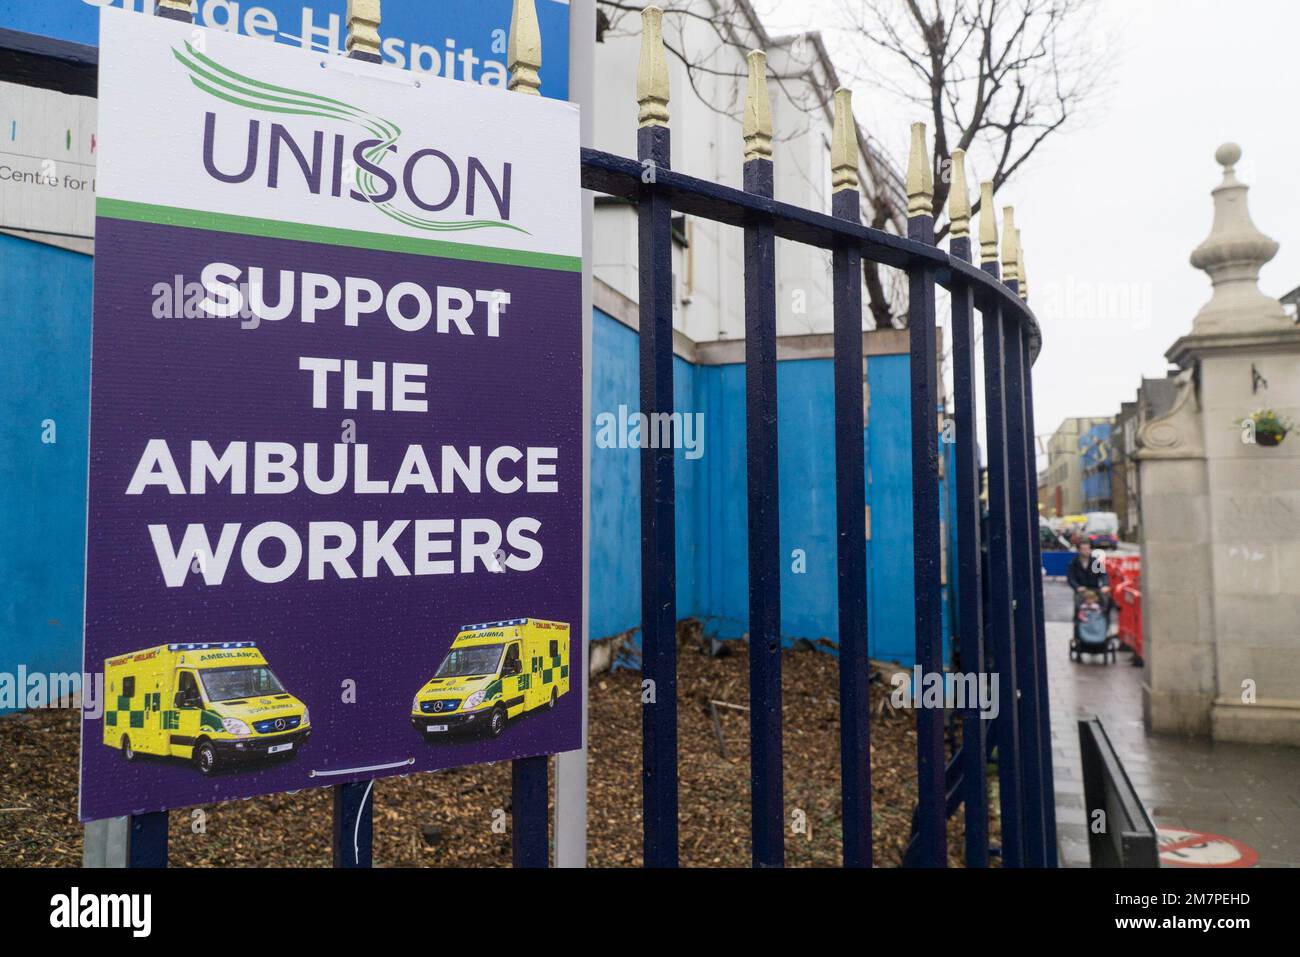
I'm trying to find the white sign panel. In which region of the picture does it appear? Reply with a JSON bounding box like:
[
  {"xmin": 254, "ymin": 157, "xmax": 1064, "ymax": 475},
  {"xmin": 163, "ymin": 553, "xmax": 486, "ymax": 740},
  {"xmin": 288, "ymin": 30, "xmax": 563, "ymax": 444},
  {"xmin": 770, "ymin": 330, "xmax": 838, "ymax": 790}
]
[
  {"xmin": 96, "ymin": 13, "xmax": 580, "ymax": 262},
  {"xmin": 0, "ymin": 81, "xmax": 98, "ymax": 238}
]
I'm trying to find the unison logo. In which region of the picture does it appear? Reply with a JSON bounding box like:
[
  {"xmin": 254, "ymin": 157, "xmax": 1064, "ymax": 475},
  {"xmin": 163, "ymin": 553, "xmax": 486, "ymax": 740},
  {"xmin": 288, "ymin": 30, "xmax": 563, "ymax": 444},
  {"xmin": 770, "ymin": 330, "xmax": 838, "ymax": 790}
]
[{"xmin": 175, "ymin": 41, "xmax": 522, "ymax": 235}]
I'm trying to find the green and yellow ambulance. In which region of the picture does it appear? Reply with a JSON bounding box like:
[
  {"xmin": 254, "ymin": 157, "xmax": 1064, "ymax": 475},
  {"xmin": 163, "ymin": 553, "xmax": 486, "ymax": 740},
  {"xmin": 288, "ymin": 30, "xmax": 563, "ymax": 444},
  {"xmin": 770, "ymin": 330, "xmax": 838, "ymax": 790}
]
[
  {"xmin": 102, "ymin": 642, "xmax": 311, "ymax": 774},
  {"xmin": 412, "ymin": 618, "xmax": 570, "ymax": 740}
]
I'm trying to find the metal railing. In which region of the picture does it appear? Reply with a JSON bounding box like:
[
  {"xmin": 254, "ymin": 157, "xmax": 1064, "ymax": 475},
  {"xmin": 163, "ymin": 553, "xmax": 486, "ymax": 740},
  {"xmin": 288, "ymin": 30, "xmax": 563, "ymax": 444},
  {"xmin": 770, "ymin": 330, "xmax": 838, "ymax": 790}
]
[
  {"xmin": 1078, "ymin": 718, "xmax": 1157, "ymax": 868},
  {"xmin": 581, "ymin": 4, "xmax": 1054, "ymax": 869}
]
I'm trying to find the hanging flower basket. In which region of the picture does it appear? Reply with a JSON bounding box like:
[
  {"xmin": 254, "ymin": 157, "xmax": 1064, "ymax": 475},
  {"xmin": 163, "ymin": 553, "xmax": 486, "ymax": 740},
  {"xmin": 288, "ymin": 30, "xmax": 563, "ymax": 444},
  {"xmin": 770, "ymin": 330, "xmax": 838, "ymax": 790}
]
[{"xmin": 1246, "ymin": 409, "xmax": 1292, "ymax": 447}]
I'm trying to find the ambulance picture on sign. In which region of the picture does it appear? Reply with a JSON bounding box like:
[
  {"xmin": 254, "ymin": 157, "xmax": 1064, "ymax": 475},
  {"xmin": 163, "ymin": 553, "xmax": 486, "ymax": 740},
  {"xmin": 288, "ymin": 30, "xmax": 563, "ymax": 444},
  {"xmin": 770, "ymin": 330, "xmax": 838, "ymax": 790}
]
[
  {"xmin": 412, "ymin": 619, "xmax": 570, "ymax": 740},
  {"xmin": 103, "ymin": 643, "xmax": 311, "ymax": 775}
]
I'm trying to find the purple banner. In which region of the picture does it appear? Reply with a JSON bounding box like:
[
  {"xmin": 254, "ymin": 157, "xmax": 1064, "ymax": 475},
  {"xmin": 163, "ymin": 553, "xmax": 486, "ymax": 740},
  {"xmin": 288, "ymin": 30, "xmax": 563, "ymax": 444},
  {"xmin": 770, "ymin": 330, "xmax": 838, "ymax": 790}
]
[{"xmin": 80, "ymin": 216, "xmax": 582, "ymax": 821}]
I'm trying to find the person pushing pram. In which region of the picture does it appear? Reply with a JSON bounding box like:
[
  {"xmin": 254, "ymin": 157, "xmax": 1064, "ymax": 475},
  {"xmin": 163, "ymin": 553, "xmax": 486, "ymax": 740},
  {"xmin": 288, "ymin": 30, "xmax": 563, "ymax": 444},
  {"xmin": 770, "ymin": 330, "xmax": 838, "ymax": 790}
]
[
  {"xmin": 1066, "ymin": 541, "xmax": 1112, "ymax": 615},
  {"xmin": 1067, "ymin": 542, "xmax": 1117, "ymax": 661}
]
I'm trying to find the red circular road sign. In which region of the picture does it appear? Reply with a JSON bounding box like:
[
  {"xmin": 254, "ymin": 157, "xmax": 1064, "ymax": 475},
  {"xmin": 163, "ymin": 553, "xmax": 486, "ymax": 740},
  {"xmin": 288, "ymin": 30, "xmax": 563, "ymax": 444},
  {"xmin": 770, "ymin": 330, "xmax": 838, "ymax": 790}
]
[{"xmin": 1157, "ymin": 827, "xmax": 1259, "ymax": 868}]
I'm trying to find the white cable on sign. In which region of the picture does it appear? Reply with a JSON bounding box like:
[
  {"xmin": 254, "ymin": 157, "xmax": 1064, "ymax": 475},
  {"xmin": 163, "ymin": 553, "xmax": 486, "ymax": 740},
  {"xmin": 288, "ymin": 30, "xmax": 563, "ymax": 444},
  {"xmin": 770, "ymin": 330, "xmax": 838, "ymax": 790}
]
[
  {"xmin": 308, "ymin": 757, "xmax": 415, "ymax": 777},
  {"xmin": 354, "ymin": 779, "xmax": 374, "ymax": 865}
]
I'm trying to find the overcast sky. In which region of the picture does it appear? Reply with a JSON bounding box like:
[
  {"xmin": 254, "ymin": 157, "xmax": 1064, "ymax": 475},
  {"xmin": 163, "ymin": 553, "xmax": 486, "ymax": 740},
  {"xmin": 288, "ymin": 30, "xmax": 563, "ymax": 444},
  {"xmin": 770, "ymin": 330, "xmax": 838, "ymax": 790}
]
[{"xmin": 752, "ymin": 0, "xmax": 1300, "ymax": 457}]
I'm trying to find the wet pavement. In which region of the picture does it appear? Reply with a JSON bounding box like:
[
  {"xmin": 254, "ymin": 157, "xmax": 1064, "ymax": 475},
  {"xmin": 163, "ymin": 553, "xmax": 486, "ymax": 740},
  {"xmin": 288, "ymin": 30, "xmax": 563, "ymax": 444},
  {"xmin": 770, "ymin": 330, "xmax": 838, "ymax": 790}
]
[{"xmin": 1043, "ymin": 580, "xmax": 1300, "ymax": 868}]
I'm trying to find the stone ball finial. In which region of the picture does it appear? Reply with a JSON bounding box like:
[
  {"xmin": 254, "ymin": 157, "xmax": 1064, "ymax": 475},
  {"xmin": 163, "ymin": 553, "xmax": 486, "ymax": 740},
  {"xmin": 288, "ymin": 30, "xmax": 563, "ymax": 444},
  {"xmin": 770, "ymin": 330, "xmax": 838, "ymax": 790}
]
[
  {"xmin": 1188, "ymin": 141, "xmax": 1289, "ymax": 335},
  {"xmin": 1215, "ymin": 142, "xmax": 1241, "ymax": 169}
]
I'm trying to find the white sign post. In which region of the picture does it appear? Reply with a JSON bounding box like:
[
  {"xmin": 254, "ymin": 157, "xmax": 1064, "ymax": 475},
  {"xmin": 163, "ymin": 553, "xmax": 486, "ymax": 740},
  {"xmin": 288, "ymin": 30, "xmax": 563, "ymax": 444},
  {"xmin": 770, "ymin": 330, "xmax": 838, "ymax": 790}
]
[{"xmin": 553, "ymin": 0, "xmax": 595, "ymax": 870}]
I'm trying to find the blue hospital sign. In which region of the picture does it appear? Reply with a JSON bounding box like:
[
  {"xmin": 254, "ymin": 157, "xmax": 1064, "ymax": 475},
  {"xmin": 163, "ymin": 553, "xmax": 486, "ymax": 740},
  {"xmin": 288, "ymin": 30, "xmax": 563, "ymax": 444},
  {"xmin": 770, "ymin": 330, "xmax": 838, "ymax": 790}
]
[{"xmin": 0, "ymin": 0, "xmax": 571, "ymax": 99}]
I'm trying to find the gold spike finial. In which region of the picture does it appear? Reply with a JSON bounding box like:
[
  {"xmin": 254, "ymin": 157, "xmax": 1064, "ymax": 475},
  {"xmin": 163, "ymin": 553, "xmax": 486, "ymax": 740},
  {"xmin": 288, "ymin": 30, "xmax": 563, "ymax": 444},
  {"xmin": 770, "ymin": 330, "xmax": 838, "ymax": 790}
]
[
  {"xmin": 743, "ymin": 51, "xmax": 772, "ymax": 162},
  {"xmin": 508, "ymin": 0, "xmax": 542, "ymax": 95},
  {"xmin": 830, "ymin": 88, "xmax": 859, "ymax": 192},
  {"xmin": 1002, "ymin": 207, "xmax": 1020, "ymax": 282},
  {"xmin": 155, "ymin": 0, "xmax": 194, "ymax": 18},
  {"xmin": 1017, "ymin": 235, "xmax": 1029, "ymax": 301},
  {"xmin": 906, "ymin": 122, "xmax": 933, "ymax": 218},
  {"xmin": 345, "ymin": 0, "xmax": 381, "ymax": 61},
  {"xmin": 979, "ymin": 182, "xmax": 998, "ymax": 264},
  {"xmin": 948, "ymin": 149, "xmax": 970, "ymax": 239},
  {"xmin": 637, "ymin": 6, "xmax": 670, "ymax": 128}
]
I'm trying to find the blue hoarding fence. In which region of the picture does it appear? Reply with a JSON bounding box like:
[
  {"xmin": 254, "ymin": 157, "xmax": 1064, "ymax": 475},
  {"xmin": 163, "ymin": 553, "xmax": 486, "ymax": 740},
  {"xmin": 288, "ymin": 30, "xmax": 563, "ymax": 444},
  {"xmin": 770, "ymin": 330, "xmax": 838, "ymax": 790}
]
[{"xmin": 0, "ymin": 0, "xmax": 570, "ymax": 98}]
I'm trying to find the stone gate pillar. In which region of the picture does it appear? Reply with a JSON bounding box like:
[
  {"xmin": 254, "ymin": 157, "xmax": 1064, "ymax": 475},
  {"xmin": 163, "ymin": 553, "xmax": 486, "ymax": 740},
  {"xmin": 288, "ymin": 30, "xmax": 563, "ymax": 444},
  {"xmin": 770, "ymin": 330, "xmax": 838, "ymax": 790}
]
[
  {"xmin": 1137, "ymin": 144, "xmax": 1300, "ymax": 745},
  {"xmin": 1135, "ymin": 366, "xmax": 1214, "ymax": 734}
]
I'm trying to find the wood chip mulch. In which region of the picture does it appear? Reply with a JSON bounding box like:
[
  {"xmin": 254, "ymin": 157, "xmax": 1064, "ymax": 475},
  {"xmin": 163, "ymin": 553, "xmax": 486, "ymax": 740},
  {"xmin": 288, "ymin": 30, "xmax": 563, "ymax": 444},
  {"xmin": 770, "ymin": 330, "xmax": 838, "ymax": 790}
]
[{"xmin": 2, "ymin": 622, "xmax": 988, "ymax": 867}]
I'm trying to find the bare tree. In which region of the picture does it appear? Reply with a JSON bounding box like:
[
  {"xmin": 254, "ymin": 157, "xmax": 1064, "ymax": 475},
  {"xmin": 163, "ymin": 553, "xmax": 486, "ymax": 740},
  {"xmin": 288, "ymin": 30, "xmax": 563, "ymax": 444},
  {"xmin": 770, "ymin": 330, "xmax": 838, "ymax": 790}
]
[
  {"xmin": 835, "ymin": 0, "xmax": 1108, "ymax": 321},
  {"xmin": 595, "ymin": 0, "xmax": 1106, "ymax": 322},
  {"xmin": 839, "ymin": 0, "xmax": 1106, "ymax": 240}
]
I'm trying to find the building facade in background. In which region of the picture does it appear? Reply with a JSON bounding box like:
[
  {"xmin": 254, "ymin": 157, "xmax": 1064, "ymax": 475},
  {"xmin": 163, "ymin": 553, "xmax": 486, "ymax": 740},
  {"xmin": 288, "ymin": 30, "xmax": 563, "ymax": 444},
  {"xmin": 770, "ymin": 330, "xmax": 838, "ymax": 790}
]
[
  {"xmin": 1079, "ymin": 421, "xmax": 1115, "ymax": 513},
  {"xmin": 593, "ymin": 3, "xmax": 907, "ymax": 341},
  {"xmin": 1110, "ymin": 374, "xmax": 1182, "ymax": 542},
  {"xmin": 1113, "ymin": 401, "xmax": 1137, "ymax": 538},
  {"xmin": 1040, "ymin": 416, "xmax": 1111, "ymax": 517}
]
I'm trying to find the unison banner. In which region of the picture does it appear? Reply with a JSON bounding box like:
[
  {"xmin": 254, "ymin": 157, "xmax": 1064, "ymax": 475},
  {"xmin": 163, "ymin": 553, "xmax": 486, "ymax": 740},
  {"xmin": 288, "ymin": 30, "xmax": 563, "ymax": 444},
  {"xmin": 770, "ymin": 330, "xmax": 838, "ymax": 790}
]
[{"xmin": 80, "ymin": 9, "xmax": 582, "ymax": 821}]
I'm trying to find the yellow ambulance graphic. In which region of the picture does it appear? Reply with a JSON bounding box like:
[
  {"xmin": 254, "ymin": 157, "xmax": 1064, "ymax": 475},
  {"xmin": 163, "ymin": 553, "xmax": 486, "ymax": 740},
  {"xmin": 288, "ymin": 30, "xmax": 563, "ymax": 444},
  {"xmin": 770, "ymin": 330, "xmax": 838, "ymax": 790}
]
[
  {"xmin": 102, "ymin": 642, "xmax": 310, "ymax": 774},
  {"xmin": 412, "ymin": 619, "xmax": 570, "ymax": 740}
]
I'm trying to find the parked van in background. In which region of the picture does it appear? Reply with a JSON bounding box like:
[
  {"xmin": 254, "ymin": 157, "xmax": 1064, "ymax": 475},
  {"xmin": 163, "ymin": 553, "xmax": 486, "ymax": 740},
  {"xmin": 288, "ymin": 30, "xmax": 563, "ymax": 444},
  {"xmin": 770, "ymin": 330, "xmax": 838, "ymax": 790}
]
[{"xmin": 1085, "ymin": 511, "xmax": 1121, "ymax": 550}]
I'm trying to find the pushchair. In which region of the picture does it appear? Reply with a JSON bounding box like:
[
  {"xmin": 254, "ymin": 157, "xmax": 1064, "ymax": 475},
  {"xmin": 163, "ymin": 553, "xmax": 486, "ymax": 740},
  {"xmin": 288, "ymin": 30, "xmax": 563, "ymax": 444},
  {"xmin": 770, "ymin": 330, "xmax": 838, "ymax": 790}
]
[{"xmin": 1070, "ymin": 591, "xmax": 1118, "ymax": 664}]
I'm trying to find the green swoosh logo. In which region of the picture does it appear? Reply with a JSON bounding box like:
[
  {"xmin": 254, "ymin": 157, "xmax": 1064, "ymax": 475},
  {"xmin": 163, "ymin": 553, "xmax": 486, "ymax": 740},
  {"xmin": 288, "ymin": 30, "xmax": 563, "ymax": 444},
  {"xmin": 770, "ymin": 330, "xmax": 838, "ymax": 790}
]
[{"xmin": 172, "ymin": 41, "xmax": 527, "ymax": 235}]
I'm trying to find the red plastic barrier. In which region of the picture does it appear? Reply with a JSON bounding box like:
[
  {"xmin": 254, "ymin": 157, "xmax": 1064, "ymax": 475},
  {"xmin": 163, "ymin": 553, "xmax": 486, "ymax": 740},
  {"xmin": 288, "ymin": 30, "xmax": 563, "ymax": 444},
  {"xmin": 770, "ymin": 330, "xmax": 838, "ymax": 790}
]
[{"xmin": 1106, "ymin": 555, "xmax": 1143, "ymax": 660}]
